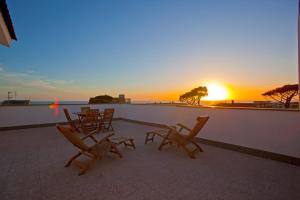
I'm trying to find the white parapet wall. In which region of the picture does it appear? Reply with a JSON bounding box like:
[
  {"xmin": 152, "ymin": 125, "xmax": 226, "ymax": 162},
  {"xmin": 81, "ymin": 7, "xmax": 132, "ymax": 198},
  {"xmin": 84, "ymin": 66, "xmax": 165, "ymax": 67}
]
[
  {"xmin": 119, "ymin": 105, "xmax": 300, "ymax": 158},
  {"xmin": 0, "ymin": 104, "xmax": 123, "ymax": 127},
  {"xmin": 0, "ymin": 104, "xmax": 300, "ymax": 158}
]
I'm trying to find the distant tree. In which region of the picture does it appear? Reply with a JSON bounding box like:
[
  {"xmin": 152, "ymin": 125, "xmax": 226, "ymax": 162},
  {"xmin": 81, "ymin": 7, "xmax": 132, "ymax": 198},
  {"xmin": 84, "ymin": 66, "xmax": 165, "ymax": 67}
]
[
  {"xmin": 262, "ymin": 84, "xmax": 299, "ymax": 108},
  {"xmin": 179, "ymin": 86, "xmax": 208, "ymax": 106}
]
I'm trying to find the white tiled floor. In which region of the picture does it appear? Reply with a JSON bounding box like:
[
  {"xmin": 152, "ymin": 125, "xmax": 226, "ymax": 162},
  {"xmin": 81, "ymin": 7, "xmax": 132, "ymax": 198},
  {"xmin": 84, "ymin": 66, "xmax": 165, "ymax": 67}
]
[{"xmin": 0, "ymin": 121, "xmax": 299, "ymax": 200}]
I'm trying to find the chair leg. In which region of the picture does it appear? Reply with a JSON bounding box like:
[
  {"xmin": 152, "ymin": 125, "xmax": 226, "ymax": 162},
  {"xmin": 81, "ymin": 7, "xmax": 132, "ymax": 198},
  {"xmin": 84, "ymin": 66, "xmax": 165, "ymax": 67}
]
[
  {"xmin": 145, "ymin": 133, "xmax": 149, "ymax": 144},
  {"xmin": 78, "ymin": 156, "xmax": 97, "ymax": 176},
  {"xmin": 145, "ymin": 132, "xmax": 155, "ymax": 144},
  {"xmin": 103, "ymin": 123, "xmax": 113, "ymax": 131},
  {"xmin": 130, "ymin": 139, "xmax": 136, "ymax": 149},
  {"xmin": 65, "ymin": 152, "xmax": 82, "ymax": 167},
  {"xmin": 158, "ymin": 137, "xmax": 170, "ymax": 150},
  {"xmin": 190, "ymin": 141, "xmax": 204, "ymax": 152},
  {"xmin": 109, "ymin": 124, "xmax": 114, "ymax": 131},
  {"xmin": 109, "ymin": 141, "xmax": 123, "ymax": 158},
  {"xmin": 181, "ymin": 144, "xmax": 196, "ymax": 159},
  {"xmin": 124, "ymin": 139, "xmax": 136, "ymax": 149}
]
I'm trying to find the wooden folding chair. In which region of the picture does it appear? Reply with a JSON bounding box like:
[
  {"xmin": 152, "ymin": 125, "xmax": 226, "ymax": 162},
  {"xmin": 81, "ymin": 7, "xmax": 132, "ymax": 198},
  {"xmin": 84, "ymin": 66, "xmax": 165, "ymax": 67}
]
[
  {"xmin": 56, "ymin": 125, "xmax": 122, "ymax": 175},
  {"xmin": 145, "ymin": 116, "xmax": 209, "ymax": 159}
]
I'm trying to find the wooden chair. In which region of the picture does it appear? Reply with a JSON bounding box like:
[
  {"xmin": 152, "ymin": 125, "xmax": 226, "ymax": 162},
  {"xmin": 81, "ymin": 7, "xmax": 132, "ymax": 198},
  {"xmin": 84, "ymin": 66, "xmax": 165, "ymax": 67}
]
[
  {"xmin": 63, "ymin": 108, "xmax": 81, "ymax": 132},
  {"xmin": 80, "ymin": 109, "xmax": 102, "ymax": 134},
  {"xmin": 146, "ymin": 116, "xmax": 209, "ymax": 159},
  {"xmin": 80, "ymin": 106, "xmax": 90, "ymax": 114},
  {"xmin": 101, "ymin": 108, "xmax": 114, "ymax": 131},
  {"xmin": 56, "ymin": 125, "xmax": 122, "ymax": 175},
  {"xmin": 77, "ymin": 107, "xmax": 91, "ymax": 123}
]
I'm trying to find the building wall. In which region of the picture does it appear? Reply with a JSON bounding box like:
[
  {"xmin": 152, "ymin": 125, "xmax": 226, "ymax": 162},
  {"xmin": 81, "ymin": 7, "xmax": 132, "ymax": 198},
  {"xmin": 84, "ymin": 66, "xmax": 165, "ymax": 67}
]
[{"xmin": 0, "ymin": 104, "xmax": 299, "ymax": 158}]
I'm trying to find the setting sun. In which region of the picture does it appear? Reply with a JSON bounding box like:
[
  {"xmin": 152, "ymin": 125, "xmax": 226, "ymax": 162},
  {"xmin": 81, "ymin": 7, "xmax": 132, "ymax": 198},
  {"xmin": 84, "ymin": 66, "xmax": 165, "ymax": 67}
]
[{"xmin": 203, "ymin": 83, "xmax": 229, "ymax": 101}]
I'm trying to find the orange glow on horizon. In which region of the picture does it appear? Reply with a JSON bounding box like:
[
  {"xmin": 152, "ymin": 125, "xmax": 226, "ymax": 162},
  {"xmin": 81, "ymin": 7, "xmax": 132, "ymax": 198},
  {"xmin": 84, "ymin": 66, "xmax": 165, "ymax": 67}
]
[
  {"xmin": 128, "ymin": 84, "xmax": 269, "ymax": 102},
  {"xmin": 43, "ymin": 85, "xmax": 273, "ymax": 103}
]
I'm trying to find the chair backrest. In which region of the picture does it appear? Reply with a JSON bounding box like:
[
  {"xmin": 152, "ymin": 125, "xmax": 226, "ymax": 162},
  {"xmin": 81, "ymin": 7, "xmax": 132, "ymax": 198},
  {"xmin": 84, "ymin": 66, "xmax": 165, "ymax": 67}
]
[
  {"xmin": 84, "ymin": 109, "xmax": 99, "ymax": 122},
  {"xmin": 90, "ymin": 109, "xmax": 99, "ymax": 115},
  {"xmin": 56, "ymin": 125, "xmax": 90, "ymax": 151},
  {"xmin": 103, "ymin": 108, "xmax": 114, "ymax": 122},
  {"xmin": 185, "ymin": 116, "xmax": 209, "ymax": 140},
  {"xmin": 80, "ymin": 107, "xmax": 90, "ymax": 114},
  {"xmin": 63, "ymin": 108, "xmax": 72, "ymax": 122},
  {"xmin": 63, "ymin": 108, "xmax": 77, "ymax": 130}
]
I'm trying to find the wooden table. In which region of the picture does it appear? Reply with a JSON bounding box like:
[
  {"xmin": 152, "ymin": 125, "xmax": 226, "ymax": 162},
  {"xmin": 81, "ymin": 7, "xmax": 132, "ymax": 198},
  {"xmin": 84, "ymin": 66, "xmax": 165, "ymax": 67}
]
[{"xmin": 73, "ymin": 111, "xmax": 104, "ymax": 122}]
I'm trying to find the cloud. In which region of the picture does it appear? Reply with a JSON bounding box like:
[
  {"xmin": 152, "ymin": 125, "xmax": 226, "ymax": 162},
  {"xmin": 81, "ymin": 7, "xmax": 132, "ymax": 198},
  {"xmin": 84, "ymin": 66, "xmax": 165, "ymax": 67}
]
[
  {"xmin": 24, "ymin": 80, "xmax": 56, "ymax": 90},
  {"xmin": 0, "ymin": 67, "xmax": 74, "ymax": 91},
  {"xmin": 49, "ymin": 79, "xmax": 74, "ymax": 85},
  {"xmin": 26, "ymin": 70, "xmax": 36, "ymax": 74},
  {"xmin": 0, "ymin": 67, "xmax": 33, "ymax": 78},
  {"xmin": 3, "ymin": 72, "xmax": 30, "ymax": 78}
]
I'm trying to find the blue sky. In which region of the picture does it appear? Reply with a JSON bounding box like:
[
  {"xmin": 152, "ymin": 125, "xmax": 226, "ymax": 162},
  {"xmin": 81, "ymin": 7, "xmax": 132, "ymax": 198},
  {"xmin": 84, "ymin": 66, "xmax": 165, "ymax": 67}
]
[{"xmin": 0, "ymin": 0, "xmax": 298, "ymax": 101}]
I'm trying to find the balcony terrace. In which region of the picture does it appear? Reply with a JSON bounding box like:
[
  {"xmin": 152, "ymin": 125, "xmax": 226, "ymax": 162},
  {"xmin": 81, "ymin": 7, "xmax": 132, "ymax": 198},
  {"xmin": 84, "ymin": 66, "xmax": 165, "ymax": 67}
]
[
  {"xmin": 0, "ymin": 119, "xmax": 299, "ymax": 200},
  {"xmin": 0, "ymin": 104, "xmax": 300, "ymax": 199}
]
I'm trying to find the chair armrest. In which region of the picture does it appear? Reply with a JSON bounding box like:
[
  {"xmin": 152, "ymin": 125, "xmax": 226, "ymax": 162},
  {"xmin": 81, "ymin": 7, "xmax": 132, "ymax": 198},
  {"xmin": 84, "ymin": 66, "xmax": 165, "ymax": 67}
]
[
  {"xmin": 165, "ymin": 125, "xmax": 188, "ymax": 143},
  {"xmin": 166, "ymin": 125, "xmax": 177, "ymax": 131},
  {"xmin": 165, "ymin": 125, "xmax": 180, "ymax": 137},
  {"xmin": 176, "ymin": 123, "xmax": 192, "ymax": 132}
]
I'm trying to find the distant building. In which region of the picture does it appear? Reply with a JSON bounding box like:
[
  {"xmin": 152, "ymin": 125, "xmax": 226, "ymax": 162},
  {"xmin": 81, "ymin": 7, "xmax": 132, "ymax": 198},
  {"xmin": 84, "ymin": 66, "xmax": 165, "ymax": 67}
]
[
  {"xmin": 214, "ymin": 100, "xmax": 298, "ymax": 109},
  {"xmin": 112, "ymin": 94, "xmax": 131, "ymax": 104},
  {"xmin": 253, "ymin": 101, "xmax": 272, "ymax": 108},
  {"xmin": 118, "ymin": 94, "xmax": 126, "ymax": 104},
  {"xmin": 290, "ymin": 102, "xmax": 299, "ymax": 109},
  {"xmin": 1, "ymin": 91, "xmax": 30, "ymax": 106},
  {"xmin": 214, "ymin": 102, "xmax": 255, "ymax": 108}
]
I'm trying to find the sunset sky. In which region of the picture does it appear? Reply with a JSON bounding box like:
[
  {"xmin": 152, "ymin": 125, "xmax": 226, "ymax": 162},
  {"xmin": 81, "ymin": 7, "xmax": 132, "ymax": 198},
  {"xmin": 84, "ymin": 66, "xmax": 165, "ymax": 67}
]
[{"xmin": 0, "ymin": 0, "xmax": 298, "ymax": 102}]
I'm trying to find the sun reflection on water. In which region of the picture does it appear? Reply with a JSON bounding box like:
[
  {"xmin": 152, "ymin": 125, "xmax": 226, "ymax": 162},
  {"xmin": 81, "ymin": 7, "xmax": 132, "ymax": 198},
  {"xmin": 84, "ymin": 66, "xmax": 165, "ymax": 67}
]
[{"xmin": 49, "ymin": 98, "xmax": 60, "ymax": 116}]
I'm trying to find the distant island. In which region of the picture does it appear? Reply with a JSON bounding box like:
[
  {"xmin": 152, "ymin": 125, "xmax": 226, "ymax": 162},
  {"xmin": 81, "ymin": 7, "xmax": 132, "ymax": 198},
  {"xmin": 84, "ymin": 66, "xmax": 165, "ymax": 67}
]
[
  {"xmin": 1, "ymin": 100, "xmax": 30, "ymax": 106},
  {"xmin": 1, "ymin": 92, "xmax": 30, "ymax": 106},
  {"xmin": 89, "ymin": 94, "xmax": 131, "ymax": 104}
]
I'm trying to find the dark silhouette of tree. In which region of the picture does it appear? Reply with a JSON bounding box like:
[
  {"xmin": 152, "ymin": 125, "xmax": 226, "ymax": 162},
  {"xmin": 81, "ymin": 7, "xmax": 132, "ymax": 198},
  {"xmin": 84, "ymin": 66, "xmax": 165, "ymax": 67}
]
[
  {"xmin": 179, "ymin": 86, "xmax": 208, "ymax": 105},
  {"xmin": 262, "ymin": 84, "xmax": 298, "ymax": 108}
]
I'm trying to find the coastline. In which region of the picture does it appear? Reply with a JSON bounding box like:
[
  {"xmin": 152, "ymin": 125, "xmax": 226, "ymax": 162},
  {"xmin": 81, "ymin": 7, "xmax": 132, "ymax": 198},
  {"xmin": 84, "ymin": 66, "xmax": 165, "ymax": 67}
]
[{"xmin": 0, "ymin": 102, "xmax": 298, "ymax": 112}]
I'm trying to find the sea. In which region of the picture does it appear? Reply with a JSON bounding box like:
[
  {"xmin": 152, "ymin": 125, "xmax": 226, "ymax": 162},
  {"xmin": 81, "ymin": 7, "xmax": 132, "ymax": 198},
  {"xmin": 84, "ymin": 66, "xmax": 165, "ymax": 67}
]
[
  {"xmin": 30, "ymin": 101, "xmax": 88, "ymax": 105},
  {"xmin": 29, "ymin": 100, "xmax": 181, "ymax": 105},
  {"xmin": 4, "ymin": 100, "xmax": 254, "ymax": 106}
]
